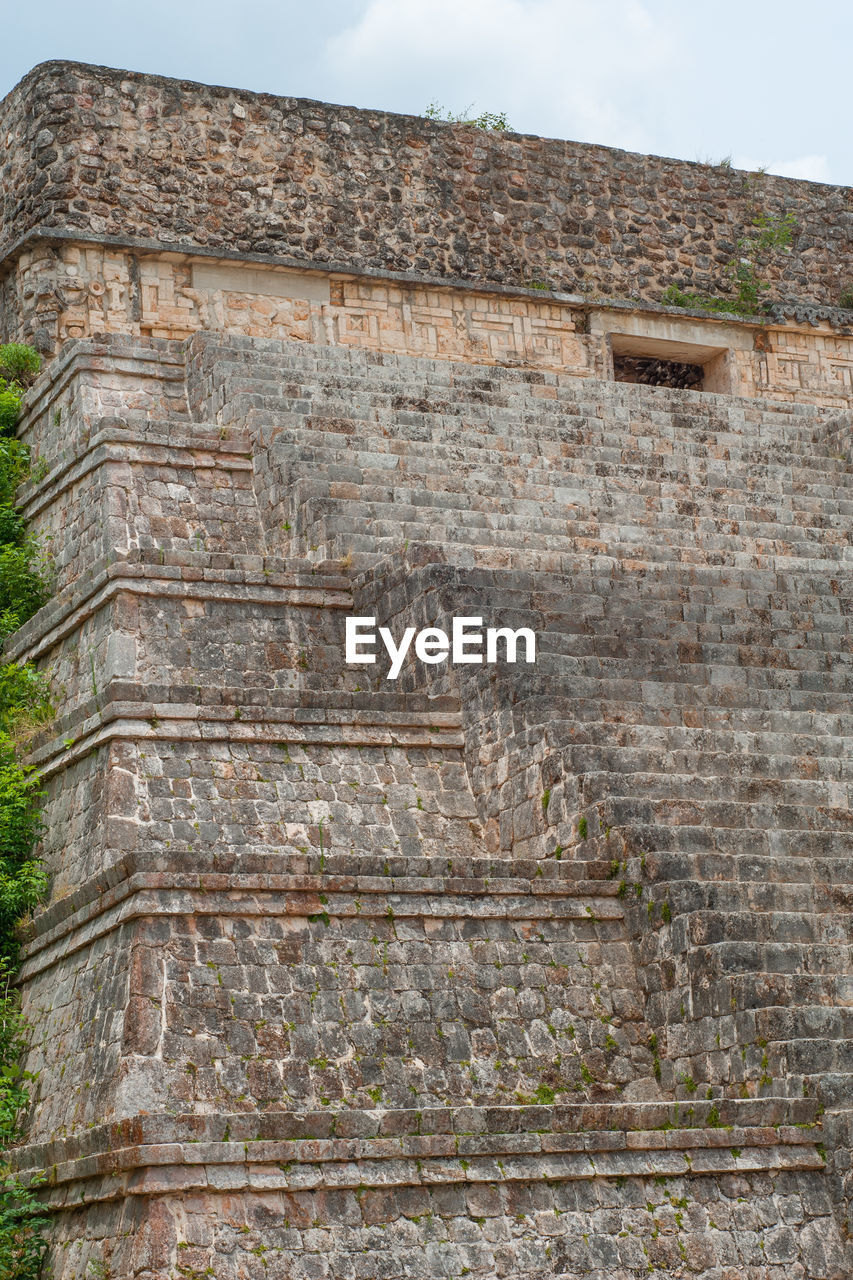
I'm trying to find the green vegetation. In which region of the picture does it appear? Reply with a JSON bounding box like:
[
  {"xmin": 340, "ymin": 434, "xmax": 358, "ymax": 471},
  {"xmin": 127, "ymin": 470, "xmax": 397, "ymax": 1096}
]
[
  {"xmin": 0, "ymin": 351, "xmax": 40, "ymax": 392},
  {"xmin": 424, "ymin": 102, "xmax": 512, "ymax": 132},
  {"xmin": 0, "ymin": 349, "xmax": 49, "ymax": 642},
  {"xmin": 649, "ymin": 1033, "xmax": 662, "ymax": 1082},
  {"xmin": 839, "ymin": 285, "xmax": 853, "ymax": 311},
  {"xmin": 663, "ymin": 206, "xmax": 797, "ymax": 317},
  {"xmin": 0, "ymin": 350, "xmax": 40, "ymax": 441},
  {"xmin": 0, "ymin": 343, "xmax": 52, "ymax": 1275}
]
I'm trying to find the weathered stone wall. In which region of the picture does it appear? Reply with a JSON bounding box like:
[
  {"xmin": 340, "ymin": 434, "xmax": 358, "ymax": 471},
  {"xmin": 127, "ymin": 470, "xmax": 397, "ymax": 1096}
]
[
  {"xmin": 9, "ymin": 1168, "xmax": 849, "ymax": 1279},
  {"xmin": 5, "ymin": 240, "xmax": 853, "ymax": 412},
  {"xmin": 4, "ymin": 61, "xmax": 853, "ymax": 1280},
  {"xmin": 3, "ymin": 60, "xmax": 853, "ymax": 313},
  {"xmin": 5, "ymin": 331, "xmax": 851, "ymax": 1277}
]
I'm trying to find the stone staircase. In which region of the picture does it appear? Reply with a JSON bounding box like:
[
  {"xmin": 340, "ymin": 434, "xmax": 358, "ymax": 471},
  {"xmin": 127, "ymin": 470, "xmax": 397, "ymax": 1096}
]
[
  {"xmin": 7, "ymin": 332, "xmax": 850, "ymax": 1276},
  {"xmin": 187, "ymin": 336, "xmax": 853, "ymax": 1119},
  {"xmin": 186, "ymin": 336, "xmax": 851, "ymax": 566}
]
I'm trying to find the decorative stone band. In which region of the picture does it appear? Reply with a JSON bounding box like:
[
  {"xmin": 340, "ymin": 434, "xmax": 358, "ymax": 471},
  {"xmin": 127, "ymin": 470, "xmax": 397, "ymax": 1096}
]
[
  {"xmin": 20, "ymin": 846, "xmax": 617, "ymax": 954},
  {"xmin": 7, "ymin": 236, "xmax": 853, "ymax": 409},
  {"xmin": 18, "ymin": 863, "xmax": 624, "ymax": 980},
  {"xmin": 28, "ymin": 692, "xmax": 465, "ymax": 785},
  {"xmin": 13, "ymin": 1103, "xmax": 823, "ymax": 1209},
  {"xmin": 5, "ymin": 557, "xmax": 355, "ymax": 668}
]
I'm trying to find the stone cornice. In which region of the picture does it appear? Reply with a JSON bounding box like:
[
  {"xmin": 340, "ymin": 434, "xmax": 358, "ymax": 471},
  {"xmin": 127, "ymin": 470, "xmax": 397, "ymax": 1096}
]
[
  {"xmin": 5, "ymin": 226, "xmax": 853, "ymax": 338},
  {"xmin": 12, "ymin": 1091, "xmax": 822, "ymax": 1205},
  {"xmin": 19, "ymin": 864, "xmax": 622, "ymax": 979}
]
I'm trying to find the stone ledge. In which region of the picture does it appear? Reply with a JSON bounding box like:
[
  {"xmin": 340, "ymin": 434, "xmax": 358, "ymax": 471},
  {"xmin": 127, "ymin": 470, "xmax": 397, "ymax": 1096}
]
[
  {"xmin": 39, "ymin": 677, "xmax": 459, "ymax": 739},
  {"xmin": 14, "ymin": 1100, "xmax": 822, "ymax": 1205},
  {"xmin": 15, "ymin": 1098, "xmax": 823, "ymax": 1157},
  {"xmin": 5, "ymin": 556, "xmax": 355, "ymax": 667},
  {"xmin": 17, "ymin": 1139, "xmax": 824, "ymax": 1208},
  {"xmin": 19, "ymin": 873, "xmax": 626, "ymax": 977},
  {"xmin": 28, "ymin": 688, "xmax": 465, "ymax": 782},
  {"xmin": 23, "ymin": 846, "xmax": 620, "ymax": 949},
  {"xmin": 16, "ymin": 422, "xmax": 254, "ymax": 526}
]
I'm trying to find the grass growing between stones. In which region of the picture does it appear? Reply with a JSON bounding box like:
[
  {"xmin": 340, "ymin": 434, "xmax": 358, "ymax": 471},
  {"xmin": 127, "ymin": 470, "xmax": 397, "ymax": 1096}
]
[
  {"xmin": 0, "ymin": 344, "xmax": 53, "ymax": 1277},
  {"xmin": 662, "ymin": 208, "xmax": 797, "ymax": 317}
]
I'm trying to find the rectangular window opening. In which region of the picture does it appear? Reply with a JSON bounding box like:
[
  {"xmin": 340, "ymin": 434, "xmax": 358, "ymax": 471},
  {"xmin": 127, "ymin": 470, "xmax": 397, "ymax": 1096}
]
[
  {"xmin": 608, "ymin": 333, "xmax": 731, "ymax": 395},
  {"xmin": 613, "ymin": 354, "xmax": 704, "ymax": 390}
]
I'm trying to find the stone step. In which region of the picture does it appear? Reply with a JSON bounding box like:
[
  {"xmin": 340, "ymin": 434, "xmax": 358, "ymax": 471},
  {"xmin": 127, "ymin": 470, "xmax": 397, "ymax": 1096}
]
[
  {"xmin": 671, "ymin": 940, "xmax": 853, "ymax": 982},
  {"xmin": 541, "ymin": 719, "xmax": 853, "ymax": 759},
  {"xmin": 673, "ymin": 908, "xmax": 853, "ymax": 945},
  {"xmin": 542, "ymin": 624, "xmax": 853, "ymax": 657},
  {"xmin": 250, "ymin": 424, "xmax": 853, "ymax": 510},
  {"xmin": 566, "ymin": 768, "xmax": 851, "ymax": 811},
  {"xmin": 302, "ymin": 515, "xmax": 853, "ymax": 578},
  {"xmin": 542, "ymin": 700, "xmax": 853, "ymax": 736},
  {"xmin": 292, "ymin": 494, "xmax": 853, "ymax": 562},
  {"xmin": 207, "ymin": 349, "xmax": 836, "ymax": 434},
  {"xmin": 652, "ymin": 972, "xmax": 853, "ymax": 1022},
  {"xmin": 573, "ymin": 814, "xmax": 853, "ymax": 859},
  {"xmin": 554, "ymin": 745, "xmax": 853, "ymax": 786},
  {"xmin": 223, "ymin": 360, "xmax": 844, "ymax": 443},
  {"xmin": 297, "ymin": 507, "xmax": 853, "ymax": 569},
  {"xmin": 491, "ymin": 677, "xmax": 853, "ymax": 716},
  {"xmin": 536, "ymin": 638, "xmax": 853, "ymax": 676},
  {"xmin": 637, "ymin": 878, "xmax": 853, "ymax": 914},
  {"xmin": 358, "ymin": 545, "xmax": 853, "ymax": 596},
  {"xmin": 245, "ymin": 398, "xmax": 835, "ymax": 448},
  {"xmin": 284, "ymin": 462, "xmax": 853, "ymax": 522},
  {"xmin": 660, "ymin": 1005, "xmax": 853, "ymax": 1059},
  {"xmin": 299, "ymin": 487, "xmax": 853, "ymax": 544}
]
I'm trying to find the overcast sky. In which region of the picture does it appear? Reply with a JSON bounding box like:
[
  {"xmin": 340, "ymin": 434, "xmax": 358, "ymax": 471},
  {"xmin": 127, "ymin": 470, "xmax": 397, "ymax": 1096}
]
[{"xmin": 3, "ymin": 0, "xmax": 850, "ymax": 185}]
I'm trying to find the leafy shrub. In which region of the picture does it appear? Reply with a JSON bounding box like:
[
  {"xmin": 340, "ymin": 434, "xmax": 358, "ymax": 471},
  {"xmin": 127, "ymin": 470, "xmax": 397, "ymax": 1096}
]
[
  {"xmin": 0, "ymin": 544, "xmax": 51, "ymax": 641},
  {"xmin": 0, "ymin": 665, "xmax": 51, "ymax": 739},
  {"xmin": 661, "ymin": 284, "xmax": 745, "ymax": 316},
  {"xmin": 0, "ymin": 440, "xmax": 29, "ymax": 510},
  {"xmin": 0, "ymin": 744, "xmax": 47, "ymax": 958},
  {"xmin": 0, "ymin": 340, "xmax": 51, "ymax": 1266},
  {"xmin": 0, "ymin": 348, "xmax": 40, "ymax": 390},
  {"xmin": 840, "ymin": 286, "xmax": 853, "ymax": 311},
  {"xmin": 0, "ymin": 1174, "xmax": 50, "ymax": 1280},
  {"xmin": 0, "ymin": 385, "xmax": 22, "ymax": 438},
  {"xmin": 0, "ymin": 974, "xmax": 49, "ymax": 1278},
  {"xmin": 0, "ymin": 709, "xmax": 52, "ymax": 1271},
  {"xmin": 0, "ymin": 388, "xmax": 51, "ymax": 637},
  {"xmin": 424, "ymin": 102, "xmax": 511, "ymax": 131}
]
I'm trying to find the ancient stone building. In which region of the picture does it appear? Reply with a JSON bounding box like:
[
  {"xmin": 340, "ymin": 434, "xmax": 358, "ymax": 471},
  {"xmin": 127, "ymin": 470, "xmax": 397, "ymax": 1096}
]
[{"xmin": 2, "ymin": 58, "xmax": 853, "ymax": 1278}]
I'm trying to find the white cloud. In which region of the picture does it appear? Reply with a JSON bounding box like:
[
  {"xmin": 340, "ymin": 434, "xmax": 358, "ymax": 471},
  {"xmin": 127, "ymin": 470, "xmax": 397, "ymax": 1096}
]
[
  {"xmin": 767, "ymin": 154, "xmax": 832, "ymax": 183},
  {"xmin": 733, "ymin": 153, "xmax": 832, "ymax": 183},
  {"xmin": 322, "ymin": 0, "xmax": 685, "ymax": 152}
]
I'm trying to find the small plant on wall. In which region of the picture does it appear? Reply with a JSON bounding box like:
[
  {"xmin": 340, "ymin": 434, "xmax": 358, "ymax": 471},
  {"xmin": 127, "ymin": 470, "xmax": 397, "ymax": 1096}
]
[
  {"xmin": 663, "ymin": 208, "xmax": 797, "ymax": 318},
  {"xmin": 663, "ymin": 171, "xmax": 798, "ymax": 319},
  {"xmin": 424, "ymin": 102, "xmax": 511, "ymax": 132},
  {"xmin": 727, "ymin": 209, "xmax": 798, "ymax": 313}
]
